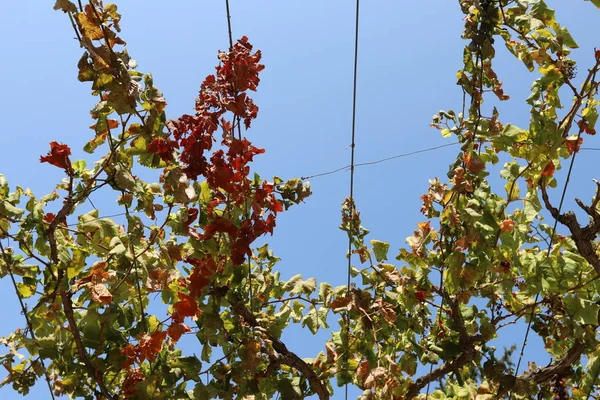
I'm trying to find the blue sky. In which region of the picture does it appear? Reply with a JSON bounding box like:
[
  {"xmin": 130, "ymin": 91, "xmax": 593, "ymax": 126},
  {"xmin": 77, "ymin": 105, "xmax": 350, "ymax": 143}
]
[{"xmin": 0, "ymin": 1, "xmax": 599, "ymax": 399}]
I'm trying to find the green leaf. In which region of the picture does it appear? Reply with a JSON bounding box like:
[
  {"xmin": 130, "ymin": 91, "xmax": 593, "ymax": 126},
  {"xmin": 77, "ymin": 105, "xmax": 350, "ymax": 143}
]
[
  {"xmin": 0, "ymin": 201, "xmax": 24, "ymax": 218},
  {"xmin": 371, "ymin": 240, "xmax": 390, "ymax": 262},
  {"xmin": 302, "ymin": 307, "xmax": 319, "ymax": 334},
  {"xmin": 318, "ymin": 282, "xmax": 332, "ymax": 304},
  {"xmin": 555, "ymin": 25, "xmax": 578, "ymax": 49},
  {"xmin": 172, "ymin": 356, "xmax": 202, "ymax": 382},
  {"xmin": 504, "ymin": 181, "xmax": 520, "ymax": 201},
  {"xmin": 286, "ymin": 275, "xmax": 316, "ymax": 295},
  {"xmin": 564, "ymin": 296, "xmax": 600, "ymax": 325},
  {"xmin": 114, "ymin": 165, "xmax": 135, "ymax": 190},
  {"xmin": 283, "ymin": 274, "xmax": 302, "ymax": 292},
  {"xmin": 83, "ymin": 133, "xmax": 108, "ymax": 154},
  {"xmin": 71, "ymin": 160, "xmax": 87, "ymax": 175},
  {"xmin": 586, "ymin": 0, "xmax": 600, "ymax": 8},
  {"xmin": 277, "ymin": 378, "xmax": 302, "ymax": 399},
  {"xmin": 291, "ymin": 301, "xmax": 305, "ymax": 322},
  {"xmin": 35, "ymin": 336, "xmax": 59, "ymax": 359}
]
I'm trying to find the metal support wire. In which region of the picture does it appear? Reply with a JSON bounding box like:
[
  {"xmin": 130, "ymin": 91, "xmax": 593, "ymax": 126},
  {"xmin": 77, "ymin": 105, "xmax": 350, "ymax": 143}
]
[
  {"xmin": 0, "ymin": 240, "xmax": 56, "ymax": 399},
  {"xmin": 513, "ymin": 64, "xmax": 599, "ymax": 397},
  {"xmin": 223, "ymin": 0, "xmax": 253, "ymax": 312},
  {"xmin": 512, "ymin": 129, "xmax": 586, "ymax": 398},
  {"xmin": 344, "ymin": 1, "xmax": 360, "ymax": 399},
  {"xmin": 225, "ymin": 0, "xmax": 234, "ymax": 50}
]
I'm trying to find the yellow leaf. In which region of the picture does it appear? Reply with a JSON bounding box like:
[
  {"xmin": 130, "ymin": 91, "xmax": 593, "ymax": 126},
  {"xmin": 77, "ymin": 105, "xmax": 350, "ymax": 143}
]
[
  {"xmin": 77, "ymin": 10, "xmax": 104, "ymax": 40},
  {"xmin": 538, "ymin": 64, "xmax": 556, "ymax": 75}
]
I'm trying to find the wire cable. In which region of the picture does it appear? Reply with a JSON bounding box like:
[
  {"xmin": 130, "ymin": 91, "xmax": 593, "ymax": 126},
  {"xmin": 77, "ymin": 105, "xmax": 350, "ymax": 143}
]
[
  {"xmin": 225, "ymin": 0, "xmax": 234, "ymax": 50},
  {"xmin": 300, "ymin": 144, "xmax": 600, "ymax": 181},
  {"xmin": 0, "ymin": 240, "xmax": 56, "ymax": 399},
  {"xmin": 513, "ymin": 64, "xmax": 599, "ymax": 396},
  {"xmin": 344, "ymin": 1, "xmax": 360, "ymax": 399},
  {"xmin": 301, "ymin": 142, "xmax": 459, "ymax": 180}
]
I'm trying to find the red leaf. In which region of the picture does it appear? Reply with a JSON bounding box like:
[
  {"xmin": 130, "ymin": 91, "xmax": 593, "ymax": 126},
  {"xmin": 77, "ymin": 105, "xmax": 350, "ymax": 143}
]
[
  {"xmin": 330, "ymin": 296, "xmax": 353, "ymax": 311},
  {"xmin": 541, "ymin": 161, "xmax": 555, "ymax": 177},
  {"xmin": 167, "ymin": 322, "xmax": 191, "ymax": 342},
  {"xmin": 138, "ymin": 330, "xmax": 167, "ymax": 362},
  {"xmin": 43, "ymin": 213, "xmax": 55, "ymax": 224},
  {"xmin": 184, "ymin": 208, "xmax": 199, "ymax": 229},
  {"xmin": 187, "ymin": 257, "xmax": 217, "ymax": 296},
  {"xmin": 148, "ymin": 137, "xmax": 177, "ymax": 162},
  {"xmin": 40, "ymin": 142, "xmax": 72, "ymax": 170},
  {"xmin": 121, "ymin": 368, "xmax": 144, "ymax": 397},
  {"xmin": 565, "ymin": 137, "xmax": 583, "ymax": 154},
  {"xmin": 200, "ymin": 217, "xmax": 238, "ymax": 239},
  {"xmin": 172, "ymin": 292, "xmax": 199, "ymax": 323},
  {"xmin": 500, "ymin": 219, "xmax": 515, "ymax": 232}
]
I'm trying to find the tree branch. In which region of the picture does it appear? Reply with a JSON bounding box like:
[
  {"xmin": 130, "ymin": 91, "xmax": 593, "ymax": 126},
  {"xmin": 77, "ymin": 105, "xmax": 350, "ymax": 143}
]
[
  {"xmin": 405, "ymin": 294, "xmax": 480, "ymax": 398},
  {"xmin": 516, "ymin": 340, "xmax": 586, "ymax": 385},
  {"xmin": 540, "ymin": 181, "xmax": 600, "ymax": 274},
  {"xmin": 228, "ymin": 294, "xmax": 330, "ymax": 400}
]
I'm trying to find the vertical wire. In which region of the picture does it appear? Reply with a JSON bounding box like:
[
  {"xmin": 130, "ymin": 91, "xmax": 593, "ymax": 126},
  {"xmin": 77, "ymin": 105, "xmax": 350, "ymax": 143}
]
[
  {"xmin": 224, "ymin": 0, "xmax": 252, "ymax": 312},
  {"xmin": 225, "ymin": 0, "xmax": 234, "ymax": 50},
  {"xmin": 345, "ymin": 1, "xmax": 360, "ymax": 399}
]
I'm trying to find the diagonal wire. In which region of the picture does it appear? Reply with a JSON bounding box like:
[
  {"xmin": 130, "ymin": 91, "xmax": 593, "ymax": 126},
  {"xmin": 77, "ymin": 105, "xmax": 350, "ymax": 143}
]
[
  {"xmin": 345, "ymin": 1, "xmax": 360, "ymax": 399},
  {"xmin": 513, "ymin": 63, "xmax": 599, "ymax": 399},
  {"xmin": 300, "ymin": 144, "xmax": 600, "ymax": 181},
  {"xmin": 0, "ymin": 240, "xmax": 56, "ymax": 400},
  {"xmin": 513, "ymin": 124, "xmax": 595, "ymax": 398},
  {"xmin": 511, "ymin": 146, "xmax": 578, "ymax": 395},
  {"xmin": 586, "ymin": 363, "xmax": 600, "ymax": 400},
  {"xmin": 301, "ymin": 142, "xmax": 460, "ymax": 180}
]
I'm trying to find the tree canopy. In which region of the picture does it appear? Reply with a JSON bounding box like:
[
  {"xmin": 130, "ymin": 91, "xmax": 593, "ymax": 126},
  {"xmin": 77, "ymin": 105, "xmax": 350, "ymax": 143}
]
[{"xmin": 1, "ymin": 0, "xmax": 600, "ymax": 399}]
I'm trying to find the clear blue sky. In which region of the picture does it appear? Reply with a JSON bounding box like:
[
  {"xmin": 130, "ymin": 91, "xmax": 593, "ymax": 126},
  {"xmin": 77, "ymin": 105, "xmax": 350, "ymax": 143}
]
[{"xmin": 0, "ymin": 1, "xmax": 599, "ymax": 398}]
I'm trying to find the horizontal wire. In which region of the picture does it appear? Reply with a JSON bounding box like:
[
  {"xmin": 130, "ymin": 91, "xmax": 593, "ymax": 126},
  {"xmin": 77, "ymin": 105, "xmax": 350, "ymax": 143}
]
[
  {"xmin": 300, "ymin": 144, "xmax": 600, "ymax": 181},
  {"xmin": 47, "ymin": 145, "xmax": 600, "ymax": 224}
]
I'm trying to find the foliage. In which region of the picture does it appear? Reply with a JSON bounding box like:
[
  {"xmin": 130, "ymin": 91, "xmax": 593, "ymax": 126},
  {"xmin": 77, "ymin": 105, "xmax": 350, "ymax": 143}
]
[{"xmin": 1, "ymin": 0, "xmax": 600, "ymax": 399}]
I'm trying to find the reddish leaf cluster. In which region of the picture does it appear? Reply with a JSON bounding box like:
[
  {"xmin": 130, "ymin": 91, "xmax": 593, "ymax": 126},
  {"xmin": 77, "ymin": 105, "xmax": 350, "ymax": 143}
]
[
  {"xmin": 198, "ymin": 181, "xmax": 282, "ymax": 266},
  {"xmin": 577, "ymin": 119, "xmax": 596, "ymax": 135},
  {"xmin": 147, "ymin": 137, "xmax": 178, "ymax": 162},
  {"xmin": 40, "ymin": 142, "xmax": 72, "ymax": 171},
  {"xmin": 186, "ymin": 256, "xmax": 218, "ymax": 296},
  {"xmin": 541, "ymin": 160, "xmax": 556, "ymax": 177},
  {"xmin": 149, "ymin": 36, "xmax": 264, "ymax": 180},
  {"xmin": 148, "ymin": 38, "xmax": 286, "ymax": 344},
  {"xmin": 171, "ymin": 292, "xmax": 200, "ymax": 323},
  {"xmin": 565, "ymin": 137, "xmax": 583, "ymax": 154},
  {"xmin": 207, "ymin": 138, "xmax": 265, "ymax": 204},
  {"xmin": 121, "ymin": 330, "xmax": 168, "ymax": 368},
  {"xmin": 121, "ymin": 368, "xmax": 144, "ymax": 398}
]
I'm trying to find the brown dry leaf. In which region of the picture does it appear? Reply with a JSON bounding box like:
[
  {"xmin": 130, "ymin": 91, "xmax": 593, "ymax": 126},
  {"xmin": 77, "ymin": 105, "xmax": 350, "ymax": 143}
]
[
  {"xmin": 77, "ymin": 6, "xmax": 104, "ymax": 40},
  {"xmin": 364, "ymin": 366, "xmax": 386, "ymax": 388},
  {"xmin": 374, "ymin": 299, "xmax": 397, "ymax": 325},
  {"xmin": 357, "ymin": 359, "xmax": 370, "ymax": 383},
  {"xmin": 91, "ymin": 282, "xmax": 113, "ymax": 305},
  {"xmin": 463, "ymin": 152, "xmax": 485, "ymax": 173},
  {"xmin": 330, "ymin": 296, "xmax": 352, "ymax": 311}
]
